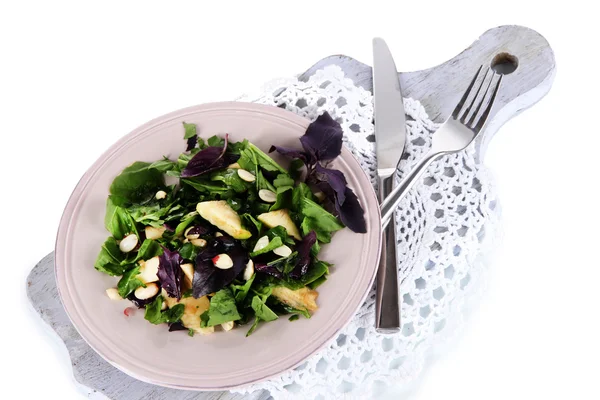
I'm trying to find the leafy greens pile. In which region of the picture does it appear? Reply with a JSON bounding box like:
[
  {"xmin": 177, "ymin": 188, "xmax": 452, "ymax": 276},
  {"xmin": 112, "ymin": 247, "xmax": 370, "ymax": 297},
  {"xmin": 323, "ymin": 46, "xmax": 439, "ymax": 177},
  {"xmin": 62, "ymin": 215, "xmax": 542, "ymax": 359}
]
[{"xmin": 95, "ymin": 112, "xmax": 366, "ymax": 336}]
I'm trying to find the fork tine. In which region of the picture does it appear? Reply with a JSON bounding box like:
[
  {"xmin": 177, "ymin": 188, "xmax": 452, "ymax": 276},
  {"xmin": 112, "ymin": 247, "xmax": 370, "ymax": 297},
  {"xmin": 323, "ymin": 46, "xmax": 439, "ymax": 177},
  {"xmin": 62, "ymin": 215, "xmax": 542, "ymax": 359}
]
[
  {"xmin": 467, "ymin": 71, "xmax": 495, "ymax": 127},
  {"xmin": 474, "ymin": 74, "xmax": 502, "ymax": 132},
  {"xmin": 460, "ymin": 68, "xmax": 490, "ymax": 124},
  {"xmin": 452, "ymin": 65, "xmax": 483, "ymax": 120}
]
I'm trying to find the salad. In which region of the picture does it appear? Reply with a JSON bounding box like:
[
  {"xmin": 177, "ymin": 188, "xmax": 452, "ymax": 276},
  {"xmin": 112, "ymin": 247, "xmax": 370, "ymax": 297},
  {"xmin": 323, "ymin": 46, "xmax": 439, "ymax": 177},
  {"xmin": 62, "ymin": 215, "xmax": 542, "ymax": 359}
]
[{"xmin": 95, "ymin": 112, "xmax": 367, "ymax": 336}]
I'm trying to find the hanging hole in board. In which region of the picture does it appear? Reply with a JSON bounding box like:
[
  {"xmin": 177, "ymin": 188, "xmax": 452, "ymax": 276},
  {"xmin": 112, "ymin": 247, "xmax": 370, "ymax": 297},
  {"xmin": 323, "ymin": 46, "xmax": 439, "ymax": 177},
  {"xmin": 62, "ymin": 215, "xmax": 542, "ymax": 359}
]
[{"xmin": 491, "ymin": 53, "xmax": 518, "ymax": 75}]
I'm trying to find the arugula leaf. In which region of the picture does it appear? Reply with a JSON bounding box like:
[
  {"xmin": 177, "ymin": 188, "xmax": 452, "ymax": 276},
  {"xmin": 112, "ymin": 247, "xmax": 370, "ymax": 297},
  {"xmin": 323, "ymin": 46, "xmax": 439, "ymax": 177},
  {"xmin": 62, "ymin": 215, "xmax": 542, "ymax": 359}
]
[
  {"xmin": 228, "ymin": 139, "xmax": 249, "ymax": 155},
  {"xmin": 299, "ymin": 197, "xmax": 343, "ymax": 243},
  {"xmin": 182, "ymin": 178, "xmax": 231, "ymax": 196},
  {"xmin": 174, "ymin": 211, "xmax": 198, "ymax": 237},
  {"xmin": 300, "ymin": 197, "xmax": 344, "ymax": 229},
  {"xmin": 117, "ymin": 266, "xmax": 144, "ymax": 298},
  {"xmin": 250, "ymin": 236, "xmax": 283, "ymax": 257},
  {"xmin": 251, "ymin": 295, "xmax": 278, "ymax": 321},
  {"xmin": 241, "ymin": 213, "xmax": 262, "ymax": 234},
  {"xmin": 128, "ymin": 201, "xmax": 172, "ymax": 228},
  {"xmin": 144, "ymin": 296, "xmax": 185, "ymax": 324},
  {"xmin": 104, "ymin": 197, "xmax": 138, "ymax": 240},
  {"xmin": 207, "ymin": 135, "xmax": 225, "ymax": 147},
  {"xmin": 256, "ymin": 170, "xmax": 276, "ymax": 192},
  {"xmin": 270, "ymin": 185, "xmax": 293, "ymax": 211},
  {"xmin": 183, "ymin": 122, "xmax": 197, "ymax": 139},
  {"xmin": 288, "ymin": 159, "xmax": 305, "ymax": 180},
  {"xmin": 200, "ymin": 288, "xmax": 241, "ymax": 327},
  {"xmin": 307, "ymin": 275, "xmax": 327, "ymax": 289},
  {"xmin": 246, "ymin": 317, "xmax": 261, "ymax": 336},
  {"xmin": 292, "ymin": 183, "xmax": 315, "ymax": 211},
  {"xmin": 109, "ymin": 161, "xmax": 165, "ymax": 204},
  {"xmin": 247, "ymin": 143, "xmax": 286, "ymax": 173},
  {"xmin": 273, "ymin": 174, "xmax": 294, "ymax": 188},
  {"xmin": 245, "ymin": 290, "xmax": 279, "ymax": 336},
  {"xmin": 266, "ymin": 225, "xmax": 294, "ymax": 246},
  {"xmin": 149, "ymin": 157, "xmax": 177, "ymax": 173},
  {"xmin": 237, "ymin": 148, "xmax": 257, "ymax": 172},
  {"xmin": 210, "ymin": 168, "xmax": 249, "ymax": 193},
  {"xmin": 94, "ymin": 237, "xmax": 126, "ymax": 276},
  {"xmin": 289, "ymin": 315, "xmax": 300, "ymax": 321},
  {"xmin": 230, "ymin": 274, "xmax": 256, "ymax": 304},
  {"xmin": 125, "ymin": 239, "xmax": 162, "ymax": 264},
  {"xmin": 179, "ymin": 242, "xmax": 199, "ymax": 261}
]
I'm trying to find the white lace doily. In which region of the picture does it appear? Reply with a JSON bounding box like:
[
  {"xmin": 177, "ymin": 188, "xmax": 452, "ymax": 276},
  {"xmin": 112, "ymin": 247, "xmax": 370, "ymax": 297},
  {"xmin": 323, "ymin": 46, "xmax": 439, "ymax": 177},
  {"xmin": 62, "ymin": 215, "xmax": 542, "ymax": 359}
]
[{"xmin": 234, "ymin": 65, "xmax": 502, "ymax": 399}]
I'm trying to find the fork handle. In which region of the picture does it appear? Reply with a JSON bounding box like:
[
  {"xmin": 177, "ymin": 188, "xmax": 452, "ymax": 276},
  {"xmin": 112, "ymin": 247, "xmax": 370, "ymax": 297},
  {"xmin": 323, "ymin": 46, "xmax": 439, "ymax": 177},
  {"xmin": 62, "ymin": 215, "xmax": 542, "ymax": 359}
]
[
  {"xmin": 375, "ymin": 174, "xmax": 401, "ymax": 333},
  {"xmin": 380, "ymin": 151, "xmax": 442, "ymax": 229}
]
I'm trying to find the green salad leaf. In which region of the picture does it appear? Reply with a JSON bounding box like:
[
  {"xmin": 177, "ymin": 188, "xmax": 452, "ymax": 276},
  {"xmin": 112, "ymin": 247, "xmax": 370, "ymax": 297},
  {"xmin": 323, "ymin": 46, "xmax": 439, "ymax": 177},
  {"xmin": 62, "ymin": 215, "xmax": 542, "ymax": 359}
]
[
  {"xmin": 104, "ymin": 197, "xmax": 138, "ymax": 240},
  {"xmin": 183, "ymin": 122, "xmax": 197, "ymax": 139},
  {"xmin": 117, "ymin": 266, "xmax": 144, "ymax": 298},
  {"xmin": 200, "ymin": 288, "xmax": 241, "ymax": 327},
  {"xmin": 94, "ymin": 237, "xmax": 127, "ymax": 276},
  {"xmin": 109, "ymin": 161, "xmax": 165, "ymax": 204},
  {"xmin": 144, "ymin": 297, "xmax": 185, "ymax": 324}
]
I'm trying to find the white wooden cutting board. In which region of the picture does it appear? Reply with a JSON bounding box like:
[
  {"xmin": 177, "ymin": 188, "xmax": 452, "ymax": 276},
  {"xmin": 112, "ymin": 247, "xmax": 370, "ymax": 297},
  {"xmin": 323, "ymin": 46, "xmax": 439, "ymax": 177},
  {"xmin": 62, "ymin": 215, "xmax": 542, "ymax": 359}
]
[{"xmin": 26, "ymin": 25, "xmax": 555, "ymax": 400}]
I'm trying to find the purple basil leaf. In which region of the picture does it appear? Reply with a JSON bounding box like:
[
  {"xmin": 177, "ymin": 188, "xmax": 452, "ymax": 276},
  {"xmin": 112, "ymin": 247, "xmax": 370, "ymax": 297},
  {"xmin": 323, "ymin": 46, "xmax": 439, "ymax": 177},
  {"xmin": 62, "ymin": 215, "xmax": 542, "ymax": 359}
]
[
  {"xmin": 127, "ymin": 292, "xmax": 158, "ymax": 309},
  {"xmin": 186, "ymin": 135, "xmax": 198, "ymax": 152},
  {"xmin": 334, "ymin": 187, "xmax": 367, "ymax": 233},
  {"xmin": 163, "ymin": 222, "xmax": 176, "ymax": 232},
  {"xmin": 315, "ymin": 163, "xmax": 347, "ymax": 205},
  {"xmin": 158, "ymin": 247, "xmax": 184, "ymax": 300},
  {"xmin": 192, "ymin": 236, "xmax": 247, "ymax": 298},
  {"xmin": 290, "ymin": 231, "xmax": 317, "ymax": 278},
  {"xmin": 168, "ymin": 322, "xmax": 187, "ymax": 332},
  {"xmin": 255, "ymin": 263, "xmax": 284, "ymax": 279},
  {"xmin": 186, "ymin": 224, "xmax": 212, "ymax": 237},
  {"xmin": 269, "ymin": 145, "xmax": 310, "ymax": 163},
  {"xmin": 299, "ymin": 112, "xmax": 343, "ymax": 162},
  {"xmin": 181, "ymin": 134, "xmax": 236, "ymax": 178}
]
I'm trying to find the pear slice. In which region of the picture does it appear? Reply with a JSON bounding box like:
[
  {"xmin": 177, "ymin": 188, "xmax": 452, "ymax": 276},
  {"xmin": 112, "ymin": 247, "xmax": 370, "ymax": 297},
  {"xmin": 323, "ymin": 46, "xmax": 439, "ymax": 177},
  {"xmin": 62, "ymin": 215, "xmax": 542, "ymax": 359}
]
[
  {"xmin": 161, "ymin": 289, "xmax": 214, "ymax": 335},
  {"xmin": 196, "ymin": 200, "xmax": 252, "ymax": 239},
  {"xmin": 272, "ymin": 286, "xmax": 318, "ymax": 312},
  {"xmin": 257, "ymin": 209, "xmax": 301, "ymax": 240}
]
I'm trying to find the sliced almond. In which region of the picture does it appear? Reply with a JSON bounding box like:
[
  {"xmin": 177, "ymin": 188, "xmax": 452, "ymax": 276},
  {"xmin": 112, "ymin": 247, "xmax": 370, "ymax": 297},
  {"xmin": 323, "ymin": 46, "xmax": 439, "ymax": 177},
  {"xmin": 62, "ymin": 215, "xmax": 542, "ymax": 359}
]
[
  {"xmin": 212, "ymin": 254, "xmax": 233, "ymax": 269},
  {"xmin": 180, "ymin": 263, "xmax": 194, "ymax": 287},
  {"xmin": 253, "ymin": 235, "xmax": 270, "ymax": 252},
  {"xmin": 191, "ymin": 238, "xmax": 207, "ymax": 247},
  {"xmin": 119, "ymin": 234, "xmax": 138, "ymax": 253},
  {"xmin": 243, "ymin": 259, "xmax": 254, "ymax": 281},
  {"xmin": 138, "ymin": 256, "xmax": 160, "ymax": 283},
  {"xmin": 184, "ymin": 226, "xmax": 200, "ymax": 240},
  {"xmin": 258, "ymin": 189, "xmax": 277, "ymax": 203},
  {"xmin": 105, "ymin": 288, "xmax": 122, "ymax": 301},
  {"xmin": 134, "ymin": 283, "xmax": 159, "ymax": 300},
  {"xmin": 314, "ymin": 191, "xmax": 326, "ymax": 202},
  {"xmin": 145, "ymin": 225, "xmax": 166, "ymax": 240},
  {"xmin": 273, "ymin": 245, "xmax": 292, "ymax": 257},
  {"xmin": 237, "ymin": 168, "xmax": 256, "ymax": 182},
  {"xmin": 227, "ymin": 162, "xmax": 241, "ymax": 169},
  {"xmin": 221, "ymin": 321, "xmax": 235, "ymax": 331}
]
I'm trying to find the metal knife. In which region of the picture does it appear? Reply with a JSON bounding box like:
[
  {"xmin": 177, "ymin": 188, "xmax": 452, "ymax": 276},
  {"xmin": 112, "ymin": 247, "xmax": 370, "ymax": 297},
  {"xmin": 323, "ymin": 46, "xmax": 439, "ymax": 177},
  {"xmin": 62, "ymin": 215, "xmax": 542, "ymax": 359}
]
[{"xmin": 373, "ymin": 37, "xmax": 407, "ymax": 333}]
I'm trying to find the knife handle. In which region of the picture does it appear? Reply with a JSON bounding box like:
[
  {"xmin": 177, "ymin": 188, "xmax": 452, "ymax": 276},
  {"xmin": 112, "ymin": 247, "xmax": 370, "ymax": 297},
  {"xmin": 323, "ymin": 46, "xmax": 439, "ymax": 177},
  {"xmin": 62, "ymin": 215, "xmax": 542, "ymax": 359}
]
[{"xmin": 375, "ymin": 174, "xmax": 401, "ymax": 333}]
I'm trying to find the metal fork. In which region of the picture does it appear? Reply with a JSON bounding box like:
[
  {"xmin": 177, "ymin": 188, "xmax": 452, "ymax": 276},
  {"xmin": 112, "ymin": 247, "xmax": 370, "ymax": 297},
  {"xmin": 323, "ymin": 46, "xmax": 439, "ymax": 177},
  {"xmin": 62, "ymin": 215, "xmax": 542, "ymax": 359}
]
[{"xmin": 380, "ymin": 66, "xmax": 502, "ymax": 228}]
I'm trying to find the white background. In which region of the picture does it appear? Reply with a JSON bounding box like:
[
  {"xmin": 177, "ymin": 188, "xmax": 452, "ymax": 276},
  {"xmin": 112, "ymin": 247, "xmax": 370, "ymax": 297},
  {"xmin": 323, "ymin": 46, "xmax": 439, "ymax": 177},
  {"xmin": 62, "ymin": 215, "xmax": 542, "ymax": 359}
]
[{"xmin": 1, "ymin": 1, "xmax": 598, "ymax": 399}]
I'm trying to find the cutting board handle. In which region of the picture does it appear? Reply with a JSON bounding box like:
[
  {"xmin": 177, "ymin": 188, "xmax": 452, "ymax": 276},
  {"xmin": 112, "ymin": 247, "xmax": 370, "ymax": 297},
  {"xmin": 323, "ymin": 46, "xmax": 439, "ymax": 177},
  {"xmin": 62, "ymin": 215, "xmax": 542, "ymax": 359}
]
[{"xmin": 300, "ymin": 25, "xmax": 556, "ymax": 160}]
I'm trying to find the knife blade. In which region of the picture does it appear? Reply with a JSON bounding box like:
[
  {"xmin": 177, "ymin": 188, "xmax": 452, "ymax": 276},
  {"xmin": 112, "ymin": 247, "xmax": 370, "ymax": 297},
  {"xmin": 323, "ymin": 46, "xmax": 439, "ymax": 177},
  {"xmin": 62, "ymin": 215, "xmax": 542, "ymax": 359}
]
[{"xmin": 372, "ymin": 37, "xmax": 406, "ymax": 333}]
